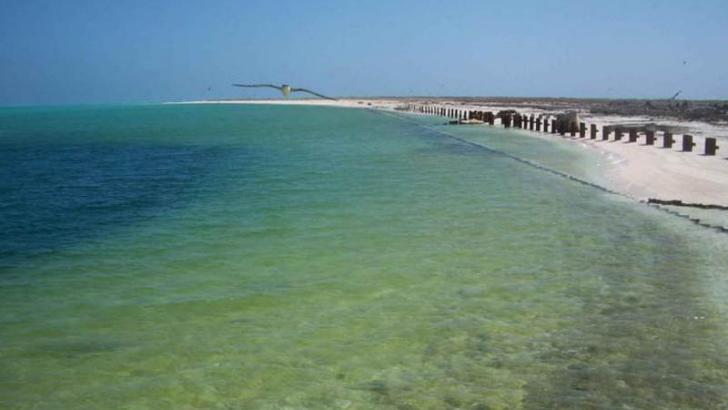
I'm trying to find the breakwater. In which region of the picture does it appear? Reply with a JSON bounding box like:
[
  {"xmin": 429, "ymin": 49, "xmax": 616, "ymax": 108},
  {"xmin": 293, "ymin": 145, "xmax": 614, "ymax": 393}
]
[{"xmin": 400, "ymin": 104, "xmax": 723, "ymax": 157}]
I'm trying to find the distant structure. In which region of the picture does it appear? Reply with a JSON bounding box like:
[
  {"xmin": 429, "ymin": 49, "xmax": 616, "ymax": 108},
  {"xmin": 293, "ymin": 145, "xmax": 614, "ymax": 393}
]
[{"xmin": 232, "ymin": 83, "xmax": 337, "ymax": 101}]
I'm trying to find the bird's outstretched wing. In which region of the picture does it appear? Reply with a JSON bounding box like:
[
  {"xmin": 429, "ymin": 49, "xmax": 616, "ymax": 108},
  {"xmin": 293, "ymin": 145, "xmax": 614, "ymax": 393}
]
[
  {"xmin": 232, "ymin": 84, "xmax": 282, "ymax": 90},
  {"xmin": 291, "ymin": 87, "xmax": 337, "ymax": 101}
]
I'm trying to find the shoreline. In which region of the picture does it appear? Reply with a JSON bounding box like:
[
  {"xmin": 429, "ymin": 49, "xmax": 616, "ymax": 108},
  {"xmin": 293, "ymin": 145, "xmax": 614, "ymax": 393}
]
[{"xmin": 173, "ymin": 98, "xmax": 728, "ymax": 208}]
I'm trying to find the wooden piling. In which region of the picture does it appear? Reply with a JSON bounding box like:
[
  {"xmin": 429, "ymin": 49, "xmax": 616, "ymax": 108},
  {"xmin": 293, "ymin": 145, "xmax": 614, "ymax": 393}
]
[
  {"xmin": 551, "ymin": 119, "xmax": 557, "ymax": 134},
  {"xmin": 503, "ymin": 114, "xmax": 512, "ymax": 128},
  {"xmin": 682, "ymin": 135, "xmax": 696, "ymax": 152},
  {"xmin": 645, "ymin": 130, "xmax": 655, "ymax": 145},
  {"xmin": 536, "ymin": 116, "xmax": 542, "ymax": 132},
  {"xmin": 628, "ymin": 129, "xmax": 638, "ymax": 143},
  {"xmin": 529, "ymin": 115, "xmax": 535, "ymax": 131},
  {"xmin": 705, "ymin": 137, "xmax": 719, "ymax": 155},
  {"xmin": 602, "ymin": 126, "xmax": 610, "ymax": 141},
  {"xmin": 579, "ymin": 122, "xmax": 586, "ymax": 138},
  {"xmin": 544, "ymin": 118, "xmax": 550, "ymax": 133},
  {"xmin": 590, "ymin": 124, "xmax": 597, "ymax": 139},
  {"xmin": 614, "ymin": 127, "xmax": 623, "ymax": 141},
  {"xmin": 663, "ymin": 132, "xmax": 674, "ymax": 148}
]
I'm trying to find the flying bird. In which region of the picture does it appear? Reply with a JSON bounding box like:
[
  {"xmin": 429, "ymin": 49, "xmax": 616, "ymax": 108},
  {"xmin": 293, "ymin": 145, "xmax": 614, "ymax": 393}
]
[{"xmin": 232, "ymin": 83, "xmax": 337, "ymax": 101}]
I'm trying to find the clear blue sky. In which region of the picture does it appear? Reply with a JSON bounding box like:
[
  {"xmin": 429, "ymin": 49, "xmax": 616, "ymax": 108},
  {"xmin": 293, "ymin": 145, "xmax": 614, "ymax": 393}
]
[{"xmin": 1, "ymin": 0, "xmax": 727, "ymax": 105}]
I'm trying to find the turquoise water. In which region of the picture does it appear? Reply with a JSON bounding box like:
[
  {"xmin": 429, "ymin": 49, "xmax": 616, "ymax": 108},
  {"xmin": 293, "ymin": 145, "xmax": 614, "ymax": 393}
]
[{"xmin": 1, "ymin": 104, "xmax": 728, "ymax": 409}]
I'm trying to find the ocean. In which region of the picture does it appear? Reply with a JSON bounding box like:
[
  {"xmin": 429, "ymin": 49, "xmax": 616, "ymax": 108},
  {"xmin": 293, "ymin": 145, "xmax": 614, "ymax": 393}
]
[{"xmin": 1, "ymin": 103, "xmax": 728, "ymax": 409}]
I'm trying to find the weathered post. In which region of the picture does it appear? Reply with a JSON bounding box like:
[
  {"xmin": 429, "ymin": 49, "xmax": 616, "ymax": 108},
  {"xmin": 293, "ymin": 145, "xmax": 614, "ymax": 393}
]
[
  {"xmin": 488, "ymin": 112, "xmax": 495, "ymax": 126},
  {"xmin": 529, "ymin": 115, "xmax": 535, "ymax": 131},
  {"xmin": 645, "ymin": 130, "xmax": 655, "ymax": 145},
  {"xmin": 682, "ymin": 135, "xmax": 696, "ymax": 152},
  {"xmin": 544, "ymin": 117, "xmax": 550, "ymax": 133},
  {"xmin": 705, "ymin": 137, "xmax": 719, "ymax": 155},
  {"xmin": 663, "ymin": 132, "xmax": 674, "ymax": 148},
  {"xmin": 590, "ymin": 124, "xmax": 597, "ymax": 139},
  {"xmin": 503, "ymin": 114, "xmax": 512, "ymax": 128},
  {"xmin": 614, "ymin": 127, "xmax": 623, "ymax": 141},
  {"xmin": 602, "ymin": 126, "xmax": 610, "ymax": 141},
  {"xmin": 569, "ymin": 122, "xmax": 577, "ymax": 137},
  {"xmin": 628, "ymin": 129, "xmax": 638, "ymax": 143},
  {"xmin": 551, "ymin": 119, "xmax": 557, "ymax": 134},
  {"xmin": 536, "ymin": 116, "xmax": 542, "ymax": 132},
  {"xmin": 579, "ymin": 122, "xmax": 586, "ymax": 138}
]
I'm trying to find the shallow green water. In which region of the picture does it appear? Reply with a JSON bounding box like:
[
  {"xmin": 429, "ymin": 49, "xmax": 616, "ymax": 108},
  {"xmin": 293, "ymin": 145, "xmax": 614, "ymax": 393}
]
[{"xmin": 1, "ymin": 104, "xmax": 728, "ymax": 409}]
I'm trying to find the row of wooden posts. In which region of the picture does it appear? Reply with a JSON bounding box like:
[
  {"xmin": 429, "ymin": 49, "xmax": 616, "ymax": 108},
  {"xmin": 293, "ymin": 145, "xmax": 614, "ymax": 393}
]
[{"xmin": 403, "ymin": 104, "xmax": 721, "ymax": 156}]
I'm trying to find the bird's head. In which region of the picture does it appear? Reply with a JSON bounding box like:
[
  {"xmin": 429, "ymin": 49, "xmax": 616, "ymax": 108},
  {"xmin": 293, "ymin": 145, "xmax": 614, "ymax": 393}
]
[{"xmin": 281, "ymin": 84, "xmax": 291, "ymax": 97}]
